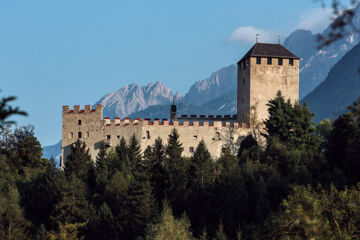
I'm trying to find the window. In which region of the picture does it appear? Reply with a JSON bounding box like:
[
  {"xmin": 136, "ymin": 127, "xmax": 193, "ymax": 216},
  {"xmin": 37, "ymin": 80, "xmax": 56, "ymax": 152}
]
[
  {"xmin": 78, "ymin": 132, "xmax": 82, "ymax": 138},
  {"xmin": 87, "ymin": 132, "xmax": 90, "ymax": 138},
  {"xmin": 193, "ymin": 135, "xmax": 198, "ymax": 139},
  {"xmin": 222, "ymin": 147, "xmax": 226, "ymax": 154},
  {"xmin": 289, "ymin": 59, "xmax": 294, "ymax": 66},
  {"xmin": 216, "ymin": 132, "xmax": 221, "ymax": 140},
  {"xmin": 267, "ymin": 57, "xmax": 272, "ymax": 65},
  {"xmin": 107, "ymin": 135, "xmax": 111, "ymax": 140},
  {"xmin": 278, "ymin": 58, "xmax": 283, "ymax": 66},
  {"xmin": 243, "ymin": 78, "xmax": 245, "ymax": 85},
  {"xmin": 146, "ymin": 131, "xmax": 150, "ymax": 139},
  {"xmin": 256, "ymin": 57, "xmax": 261, "ymax": 64},
  {"xmin": 69, "ymin": 132, "xmax": 73, "ymax": 138},
  {"xmin": 78, "ymin": 119, "xmax": 82, "ymax": 125},
  {"xmin": 189, "ymin": 147, "xmax": 194, "ymax": 153},
  {"xmin": 117, "ymin": 135, "xmax": 120, "ymax": 139}
]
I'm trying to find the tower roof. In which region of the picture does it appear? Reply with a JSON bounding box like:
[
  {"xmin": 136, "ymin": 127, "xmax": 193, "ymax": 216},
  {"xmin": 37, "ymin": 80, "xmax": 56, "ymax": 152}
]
[{"xmin": 238, "ymin": 43, "xmax": 299, "ymax": 63}]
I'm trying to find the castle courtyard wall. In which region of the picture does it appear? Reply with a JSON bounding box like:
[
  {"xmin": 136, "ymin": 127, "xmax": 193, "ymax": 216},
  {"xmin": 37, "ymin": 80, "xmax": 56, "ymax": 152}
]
[{"xmin": 61, "ymin": 105, "xmax": 253, "ymax": 167}]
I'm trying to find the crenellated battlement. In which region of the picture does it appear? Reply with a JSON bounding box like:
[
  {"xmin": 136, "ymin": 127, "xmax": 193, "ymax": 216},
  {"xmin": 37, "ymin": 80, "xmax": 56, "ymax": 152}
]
[
  {"xmin": 177, "ymin": 114, "xmax": 237, "ymax": 121},
  {"xmin": 101, "ymin": 116, "xmax": 251, "ymax": 128},
  {"xmin": 62, "ymin": 104, "xmax": 103, "ymax": 114}
]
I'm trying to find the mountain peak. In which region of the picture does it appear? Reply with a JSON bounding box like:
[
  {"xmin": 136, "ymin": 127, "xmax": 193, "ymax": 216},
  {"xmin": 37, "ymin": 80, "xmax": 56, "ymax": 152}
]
[{"xmin": 96, "ymin": 82, "xmax": 181, "ymax": 118}]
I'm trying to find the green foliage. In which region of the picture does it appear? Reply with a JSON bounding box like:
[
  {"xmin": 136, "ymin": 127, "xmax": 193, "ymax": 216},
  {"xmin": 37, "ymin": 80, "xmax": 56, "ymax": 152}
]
[
  {"xmin": 265, "ymin": 184, "xmax": 360, "ymax": 239},
  {"xmin": 2, "ymin": 91, "xmax": 360, "ymax": 240},
  {"xmin": 0, "ymin": 163, "xmax": 29, "ymax": 239},
  {"xmin": 237, "ymin": 134, "xmax": 258, "ymax": 158},
  {"xmin": 48, "ymin": 222, "xmax": 86, "ymax": 240},
  {"xmin": 145, "ymin": 201, "xmax": 194, "ymax": 240},
  {"xmin": 164, "ymin": 129, "xmax": 189, "ymax": 215},
  {"xmin": 212, "ymin": 222, "xmax": 227, "ymax": 240},
  {"xmin": 0, "ymin": 91, "xmax": 27, "ymax": 127},
  {"xmin": 189, "ymin": 140, "xmax": 213, "ymax": 188},
  {"xmin": 144, "ymin": 137, "xmax": 169, "ymax": 206},
  {"xmin": 326, "ymin": 112, "xmax": 360, "ymax": 186},
  {"xmin": 64, "ymin": 140, "xmax": 93, "ymax": 182},
  {"xmin": 264, "ymin": 91, "xmax": 318, "ymax": 150}
]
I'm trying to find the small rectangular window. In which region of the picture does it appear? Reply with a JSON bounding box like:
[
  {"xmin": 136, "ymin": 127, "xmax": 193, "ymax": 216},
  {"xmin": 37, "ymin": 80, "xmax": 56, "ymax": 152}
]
[
  {"xmin": 107, "ymin": 135, "xmax": 111, "ymax": 140},
  {"xmin": 189, "ymin": 147, "xmax": 194, "ymax": 153},
  {"xmin": 69, "ymin": 132, "xmax": 73, "ymax": 138},
  {"xmin": 289, "ymin": 59, "xmax": 294, "ymax": 66},
  {"xmin": 256, "ymin": 57, "xmax": 261, "ymax": 64},
  {"xmin": 216, "ymin": 132, "xmax": 221, "ymax": 140},
  {"xmin": 78, "ymin": 132, "xmax": 82, "ymax": 138},
  {"xmin": 78, "ymin": 120, "xmax": 82, "ymax": 125},
  {"xmin": 117, "ymin": 135, "xmax": 120, "ymax": 139},
  {"xmin": 146, "ymin": 131, "xmax": 150, "ymax": 139},
  {"xmin": 278, "ymin": 58, "xmax": 283, "ymax": 66},
  {"xmin": 193, "ymin": 135, "xmax": 198, "ymax": 139},
  {"xmin": 87, "ymin": 132, "xmax": 89, "ymax": 138},
  {"xmin": 267, "ymin": 57, "xmax": 272, "ymax": 65},
  {"xmin": 222, "ymin": 147, "xmax": 226, "ymax": 154}
]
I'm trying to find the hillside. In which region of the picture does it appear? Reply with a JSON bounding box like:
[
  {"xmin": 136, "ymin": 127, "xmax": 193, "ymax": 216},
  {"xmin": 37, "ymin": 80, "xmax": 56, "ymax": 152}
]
[
  {"xmin": 302, "ymin": 41, "xmax": 360, "ymax": 122},
  {"xmin": 284, "ymin": 2, "xmax": 360, "ymax": 99}
]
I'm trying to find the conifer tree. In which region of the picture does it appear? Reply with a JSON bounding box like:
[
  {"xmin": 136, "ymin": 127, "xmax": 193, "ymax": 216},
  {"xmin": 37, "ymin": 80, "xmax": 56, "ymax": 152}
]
[
  {"xmin": 127, "ymin": 134, "xmax": 142, "ymax": 172},
  {"xmin": 212, "ymin": 222, "xmax": 227, "ymax": 240},
  {"xmin": 0, "ymin": 155, "xmax": 29, "ymax": 240},
  {"xmin": 237, "ymin": 134, "xmax": 258, "ymax": 159},
  {"xmin": 126, "ymin": 134, "xmax": 157, "ymax": 239},
  {"xmin": 64, "ymin": 140, "xmax": 92, "ymax": 182},
  {"xmin": 164, "ymin": 129, "xmax": 188, "ymax": 214},
  {"xmin": 264, "ymin": 91, "xmax": 317, "ymax": 149},
  {"xmin": 189, "ymin": 140, "xmax": 213, "ymax": 188},
  {"xmin": 145, "ymin": 201, "xmax": 194, "ymax": 240},
  {"xmin": 218, "ymin": 147, "xmax": 237, "ymax": 175},
  {"xmin": 114, "ymin": 137, "xmax": 130, "ymax": 175},
  {"xmin": 148, "ymin": 138, "xmax": 168, "ymax": 205}
]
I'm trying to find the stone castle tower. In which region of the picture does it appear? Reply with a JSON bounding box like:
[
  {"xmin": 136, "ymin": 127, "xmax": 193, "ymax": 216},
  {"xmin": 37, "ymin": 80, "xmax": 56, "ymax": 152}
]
[
  {"xmin": 61, "ymin": 42, "xmax": 299, "ymax": 167},
  {"xmin": 237, "ymin": 43, "xmax": 299, "ymax": 124}
]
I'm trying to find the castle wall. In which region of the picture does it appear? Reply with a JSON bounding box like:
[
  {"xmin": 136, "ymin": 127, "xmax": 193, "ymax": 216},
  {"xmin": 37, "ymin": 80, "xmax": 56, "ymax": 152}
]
[
  {"xmin": 61, "ymin": 105, "xmax": 253, "ymax": 167},
  {"xmin": 249, "ymin": 57, "xmax": 299, "ymax": 123},
  {"xmin": 237, "ymin": 59, "xmax": 251, "ymax": 123}
]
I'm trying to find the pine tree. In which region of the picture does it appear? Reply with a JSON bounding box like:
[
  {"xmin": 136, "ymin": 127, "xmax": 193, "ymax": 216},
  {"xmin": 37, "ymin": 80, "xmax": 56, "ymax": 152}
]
[
  {"xmin": 264, "ymin": 91, "xmax": 317, "ymax": 149},
  {"xmin": 189, "ymin": 140, "xmax": 213, "ymax": 188},
  {"xmin": 114, "ymin": 137, "xmax": 130, "ymax": 175},
  {"xmin": 145, "ymin": 201, "xmax": 194, "ymax": 240},
  {"xmin": 237, "ymin": 134, "xmax": 258, "ymax": 159},
  {"xmin": 64, "ymin": 140, "xmax": 92, "ymax": 182},
  {"xmin": 53, "ymin": 175, "xmax": 89, "ymax": 225},
  {"xmin": 127, "ymin": 134, "xmax": 142, "ymax": 173},
  {"xmin": 164, "ymin": 129, "xmax": 188, "ymax": 215},
  {"xmin": 147, "ymin": 137, "xmax": 168, "ymax": 205},
  {"xmin": 127, "ymin": 168, "xmax": 157, "ymax": 239},
  {"xmin": 218, "ymin": 147, "xmax": 237, "ymax": 175},
  {"xmin": 212, "ymin": 221, "xmax": 227, "ymax": 240}
]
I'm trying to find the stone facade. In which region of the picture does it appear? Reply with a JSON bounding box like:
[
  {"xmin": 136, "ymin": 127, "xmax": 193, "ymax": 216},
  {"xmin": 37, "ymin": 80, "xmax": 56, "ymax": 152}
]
[
  {"xmin": 61, "ymin": 43, "xmax": 299, "ymax": 167},
  {"xmin": 237, "ymin": 45, "xmax": 300, "ymax": 123},
  {"xmin": 61, "ymin": 105, "xmax": 252, "ymax": 167}
]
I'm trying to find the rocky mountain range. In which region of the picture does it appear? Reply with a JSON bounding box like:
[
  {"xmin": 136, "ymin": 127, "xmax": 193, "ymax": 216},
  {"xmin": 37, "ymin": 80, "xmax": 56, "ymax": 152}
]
[
  {"xmin": 96, "ymin": 82, "xmax": 182, "ymax": 118},
  {"xmin": 302, "ymin": 41, "xmax": 360, "ymax": 122},
  {"xmin": 43, "ymin": 3, "xmax": 360, "ymax": 161},
  {"xmin": 284, "ymin": 3, "xmax": 360, "ymax": 99}
]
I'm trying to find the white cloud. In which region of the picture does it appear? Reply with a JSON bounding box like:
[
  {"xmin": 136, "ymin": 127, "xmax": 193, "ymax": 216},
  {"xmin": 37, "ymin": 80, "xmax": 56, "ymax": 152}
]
[
  {"xmin": 227, "ymin": 26, "xmax": 277, "ymax": 44},
  {"xmin": 298, "ymin": 8, "xmax": 333, "ymax": 33}
]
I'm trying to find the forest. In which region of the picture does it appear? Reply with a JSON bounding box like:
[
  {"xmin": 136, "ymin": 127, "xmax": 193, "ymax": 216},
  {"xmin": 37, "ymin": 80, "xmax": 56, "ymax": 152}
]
[{"xmin": 1, "ymin": 92, "xmax": 360, "ymax": 240}]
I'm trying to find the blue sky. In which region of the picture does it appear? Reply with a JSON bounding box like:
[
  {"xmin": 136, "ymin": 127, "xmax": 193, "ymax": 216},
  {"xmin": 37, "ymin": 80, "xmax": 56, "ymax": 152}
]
[{"xmin": 0, "ymin": 0, "xmax": 338, "ymax": 146}]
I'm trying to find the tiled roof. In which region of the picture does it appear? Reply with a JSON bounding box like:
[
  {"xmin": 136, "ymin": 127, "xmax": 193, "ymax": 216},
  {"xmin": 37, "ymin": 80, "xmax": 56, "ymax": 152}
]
[{"xmin": 238, "ymin": 43, "xmax": 299, "ymax": 63}]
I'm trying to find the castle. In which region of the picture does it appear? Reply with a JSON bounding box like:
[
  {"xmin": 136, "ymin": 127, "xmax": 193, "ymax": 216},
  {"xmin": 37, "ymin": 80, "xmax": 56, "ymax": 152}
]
[{"xmin": 61, "ymin": 43, "xmax": 299, "ymax": 168}]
